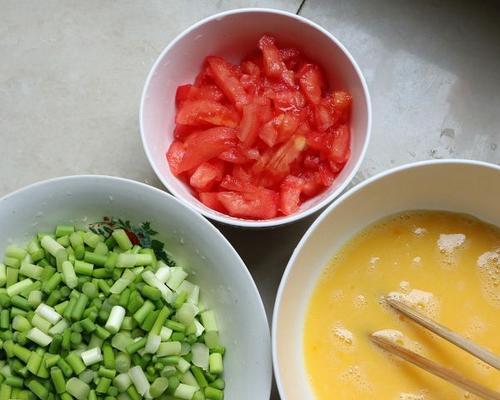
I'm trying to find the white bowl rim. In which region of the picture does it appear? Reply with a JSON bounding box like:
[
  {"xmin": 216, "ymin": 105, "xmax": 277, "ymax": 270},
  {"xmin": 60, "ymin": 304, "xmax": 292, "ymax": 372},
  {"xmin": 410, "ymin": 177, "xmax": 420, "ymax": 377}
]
[
  {"xmin": 271, "ymin": 158, "xmax": 500, "ymax": 398},
  {"xmin": 0, "ymin": 175, "xmax": 272, "ymax": 397},
  {"xmin": 139, "ymin": 7, "xmax": 372, "ymax": 229}
]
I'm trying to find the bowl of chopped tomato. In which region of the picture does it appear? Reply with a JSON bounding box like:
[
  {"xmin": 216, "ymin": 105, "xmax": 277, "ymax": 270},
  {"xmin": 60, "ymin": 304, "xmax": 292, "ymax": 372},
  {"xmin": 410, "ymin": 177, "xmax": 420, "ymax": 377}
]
[{"xmin": 140, "ymin": 8, "xmax": 371, "ymax": 228}]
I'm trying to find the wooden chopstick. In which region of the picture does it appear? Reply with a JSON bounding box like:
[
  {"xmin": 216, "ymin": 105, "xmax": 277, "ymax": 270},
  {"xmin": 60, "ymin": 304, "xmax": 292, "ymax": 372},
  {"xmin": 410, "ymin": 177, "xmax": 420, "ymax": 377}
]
[
  {"xmin": 370, "ymin": 334, "xmax": 500, "ymax": 400},
  {"xmin": 385, "ymin": 297, "xmax": 500, "ymax": 370}
]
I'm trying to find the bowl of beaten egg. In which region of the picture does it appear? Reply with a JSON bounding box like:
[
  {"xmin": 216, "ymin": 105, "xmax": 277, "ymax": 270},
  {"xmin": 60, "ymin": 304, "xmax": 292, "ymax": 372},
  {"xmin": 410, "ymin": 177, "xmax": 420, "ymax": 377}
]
[{"xmin": 273, "ymin": 159, "xmax": 500, "ymax": 400}]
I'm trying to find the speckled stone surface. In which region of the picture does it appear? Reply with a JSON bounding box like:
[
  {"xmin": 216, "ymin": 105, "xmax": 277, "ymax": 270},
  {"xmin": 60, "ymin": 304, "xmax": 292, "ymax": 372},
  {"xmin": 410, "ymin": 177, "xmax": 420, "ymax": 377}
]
[{"xmin": 1, "ymin": 1, "xmax": 499, "ymax": 398}]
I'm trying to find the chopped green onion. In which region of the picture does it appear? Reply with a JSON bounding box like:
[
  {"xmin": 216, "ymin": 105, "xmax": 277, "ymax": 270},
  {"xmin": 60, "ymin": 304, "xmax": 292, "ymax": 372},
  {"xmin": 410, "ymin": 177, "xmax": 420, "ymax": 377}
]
[
  {"xmin": 144, "ymin": 334, "xmax": 161, "ymax": 354},
  {"xmin": 112, "ymin": 229, "xmax": 133, "ymax": 251},
  {"xmin": 6, "ymin": 278, "xmax": 33, "ymax": 297},
  {"xmin": 61, "ymin": 261, "xmax": 78, "ymax": 288},
  {"xmin": 26, "ymin": 328, "xmax": 52, "ymax": 347},
  {"xmin": 80, "ymin": 347, "xmax": 103, "ymax": 366},
  {"xmin": 0, "ymin": 224, "xmax": 224, "ymax": 398},
  {"xmin": 128, "ymin": 366, "xmax": 150, "ymax": 396},
  {"xmin": 174, "ymin": 383, "xmax": 198, "ymax": 400},
  {"xmin": 35, "ymin": 303, "xmax": 62, "ymax": 324},
  {"xmin": 66, "ymin": 377, "xmax": 90, "ymax": 400},
  {"xmin": 104, "ymin": 305, "xmax": 126, "ymax": 334}
]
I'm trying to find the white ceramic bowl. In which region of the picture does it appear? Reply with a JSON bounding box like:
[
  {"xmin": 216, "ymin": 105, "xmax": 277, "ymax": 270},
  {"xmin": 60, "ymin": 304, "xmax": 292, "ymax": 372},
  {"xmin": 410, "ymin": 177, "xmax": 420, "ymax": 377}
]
[
  {"xmin": 0, "ymin": 175, "xmax": 272, "ymax": 400},
  {"xmin": 273, "ymin": 159, "xmax": 500, "ymax": 399},
  {"xmin": 140, "ymin": 8, "xmax": 371, "ymax": 228}
]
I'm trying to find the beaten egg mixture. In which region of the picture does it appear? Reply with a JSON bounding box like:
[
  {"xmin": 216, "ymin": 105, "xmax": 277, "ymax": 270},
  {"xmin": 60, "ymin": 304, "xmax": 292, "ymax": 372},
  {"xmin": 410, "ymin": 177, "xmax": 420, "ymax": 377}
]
[{"xmin": 304, "ymin": 211, "xmax": 500, "ymax": 399}]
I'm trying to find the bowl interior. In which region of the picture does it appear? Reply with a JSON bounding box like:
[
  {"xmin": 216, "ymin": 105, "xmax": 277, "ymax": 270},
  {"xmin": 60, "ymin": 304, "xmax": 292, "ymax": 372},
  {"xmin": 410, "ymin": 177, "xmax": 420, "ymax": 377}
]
[
  {"xmin": 0, "ymin": 176, "xmax": 271, "ymax": 399},
  {"xmin": 141, "ymin": 9, "xmax": 370, "ymax": 226},
  {"xmin": 273, "ymin": 160, "xmax": 500, "ymax": 399}
]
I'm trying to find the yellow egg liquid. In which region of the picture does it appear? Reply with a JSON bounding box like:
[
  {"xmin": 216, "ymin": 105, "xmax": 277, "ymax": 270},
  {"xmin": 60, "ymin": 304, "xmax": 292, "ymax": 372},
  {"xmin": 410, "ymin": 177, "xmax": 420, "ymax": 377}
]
[{"xmin": 304, "ymin": 211, "xmax": 500, "ymax": 399}]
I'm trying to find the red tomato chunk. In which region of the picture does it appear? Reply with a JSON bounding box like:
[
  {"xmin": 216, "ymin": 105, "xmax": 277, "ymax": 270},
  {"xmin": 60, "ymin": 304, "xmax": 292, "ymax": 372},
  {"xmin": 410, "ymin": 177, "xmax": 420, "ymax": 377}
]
[{"xmin": 166, "ymin": 34, "xmax": 352, "ymax": 219}]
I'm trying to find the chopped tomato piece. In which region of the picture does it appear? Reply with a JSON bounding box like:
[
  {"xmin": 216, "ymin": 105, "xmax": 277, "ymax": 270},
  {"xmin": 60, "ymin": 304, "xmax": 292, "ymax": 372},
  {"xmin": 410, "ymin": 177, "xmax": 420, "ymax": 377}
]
[
  {"xmin": 206, "ymin": 56, "xmax": 249, "ymax": 109},
  {"xmin": 176, "ymin": 84, "xmax": 225, "ymax": 106},
  {"xmin": 177, "ymin": 127, "xmax": 237, "ymax": 173},
  {"xmin": 300, "ymin": 171, "xmax": 324, "ymax": 197},
  {"xmin": 279, "ymin": 47, "xmax": 302, "ymax": 70},
  {"xmin": 238, "ymin": 102, "xmax": 261, "ymax": 148},
  {"xmin": 217, "ymin": 189, "xmax": 278, "ymax": 219},
  {"xmin": 273, "ymin": 89, "xmax": 305, "ymax": 112},
  {"xmin": 198, "ymin": 85, "xmax": 225, "ymax": 103},
  {"xmin": 249, "ymin": 147, "xmax": 272, "ymax": 176},
  {"xmin": 303, "ymin": 153, "xmax": 321, "ymax": 170},
  {"xmin": 314, "ymin": 101, "xmax": 335, "ymax": 132},
  {"xmin": 176, "ymin": 100, "xmax": 239, "ymax": 128},
  {"xmin": 266, "ymin": 135, "xmax": 307, "ymax": 179},
  {"xmin": 298, "ymin": 64, "xmax": 324, "ymax": 105},
  {"xmin": 220, "ymin": 174, "xmax": 256, "ymax": 192},
  {"xmin": 279, "ymin": 175, "xmax": 304, "ymax": 215},
  {"xmin": 173, "ymin": 124, "xmax": 196, "ymax": 140},
  {"xmin": 232, "ymin": 165, "xmax": 252, "ymax": 182},
  {"xmin": 254, "ymin": 96, "xmax": 274, "ymax": 123},
  {"xmin": 258, "ymin": 35, "xmax": 295, "ymax": 86},
  {"xmin": 324, "ymin": 124, "xmax": 350, "ymax": 163},
  {"xmin": 241, "ymin": 61, "xmax": 261, "ymax": 77},
  {"xmin": 166, "ymin": 34, "xmax": 352, "ymax": 219},
  {"xmin": 166, "ymin": 141, "xmax": 185, "ymax": 176},
  {"xmin": 259, "ymin": 118, "xmax": 279, "ymax": 147},
  {"xmin": 306, "ymin": 130, "xmax": 325, "ymax": 151},
  {"xmin": 189, "ymin": 161, "xmax": 225, "ymax": 191},
  {"xmin": 315, "ymin": 91, "xmax": 352, "ymax": 131},
  {"xmin": 318, "ymin": 163, "xmax": 335, "ymax": 186},
  {"xmin": 245, "ymin": 147, "xmax": 260, "ymax": 160},
  {"xmin": 194, "ymin": 65, "xmax": 214, "ymax": 87},
  {"xmin": 276, "ymin": 112, "xmax": 300, "ymax": 143},
  {"xmin": 175, "ymin": 84, "xmax": 193, "ymax": 106},
  {"xmin": 218, "ymin": 147, "xmax": 248, "ymax": 164},
  {"xmin": 199, "ymin": 192, "xmax": 225, "ymax": 213},
  {"xmin": 329, "ymin": 91, "xmax": 352, "ymax": 124}
]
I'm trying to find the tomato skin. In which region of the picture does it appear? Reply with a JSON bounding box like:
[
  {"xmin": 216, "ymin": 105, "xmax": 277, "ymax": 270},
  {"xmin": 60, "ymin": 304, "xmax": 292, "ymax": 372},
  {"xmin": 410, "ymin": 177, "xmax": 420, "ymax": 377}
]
[
  {"xmin": 206, "ymin": 56, "xmax": 249, "ymax": 109},
  {"xmin": 279, "ymin": 175, "xmax": 304, "ymax": 215},
  {"xmin": 298, "ymin": 64, "xmax": 324, "ymax": 105},
  {"xmin": 166, "ymin": 141, "xmax": 185, "ymax": 175},
  {"xmin": 199, "ymin": 192, "xmax": 225, "ymax": 213},
  {"xmin": 189, "ymin": 161, "xmax": 225, "ymax": 191},
  {"xmin": 177, "ymin": 127, "xmax": 237, "ymax": 173},
  {"xmin": 217, "ymin": 189, "xmax": 278, "ymax": 219},
  {"xmin": 176, "ymin": 100, "xmax": 239, "ymax": 128}
]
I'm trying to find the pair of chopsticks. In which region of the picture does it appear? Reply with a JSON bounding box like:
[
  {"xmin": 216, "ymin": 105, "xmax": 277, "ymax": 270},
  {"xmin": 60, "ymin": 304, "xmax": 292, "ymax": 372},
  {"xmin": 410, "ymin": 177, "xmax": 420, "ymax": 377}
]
[{"xmin": 370, "ymin": 298, "xmax": 500, "ymax": 400}]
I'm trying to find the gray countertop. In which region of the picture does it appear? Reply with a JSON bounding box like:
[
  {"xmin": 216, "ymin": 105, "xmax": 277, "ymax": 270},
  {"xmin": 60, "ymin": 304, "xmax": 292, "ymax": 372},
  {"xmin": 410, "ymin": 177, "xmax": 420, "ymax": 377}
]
[{"xmin": 1, "ymin": 1, "xmax": 499, "ymax": 398}]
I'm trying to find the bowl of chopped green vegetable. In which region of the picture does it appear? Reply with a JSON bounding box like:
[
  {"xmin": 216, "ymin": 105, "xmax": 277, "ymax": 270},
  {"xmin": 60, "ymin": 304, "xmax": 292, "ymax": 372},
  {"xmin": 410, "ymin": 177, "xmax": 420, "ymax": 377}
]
[{"xmin": 0, "ymin": 175, "xmax": 271, "ymax": 399}]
